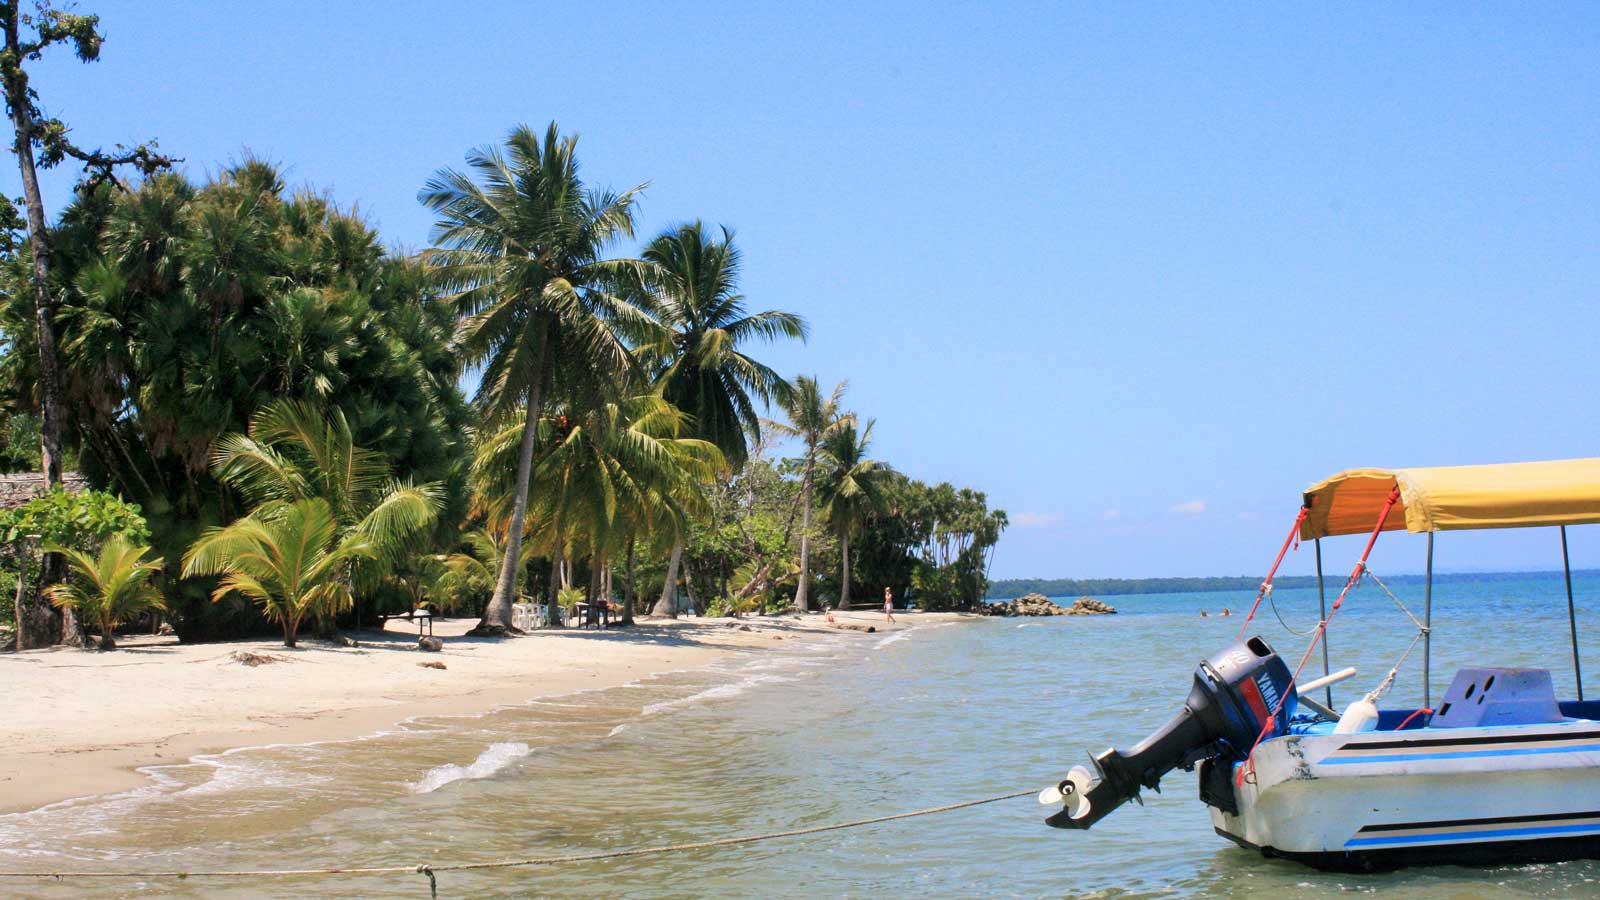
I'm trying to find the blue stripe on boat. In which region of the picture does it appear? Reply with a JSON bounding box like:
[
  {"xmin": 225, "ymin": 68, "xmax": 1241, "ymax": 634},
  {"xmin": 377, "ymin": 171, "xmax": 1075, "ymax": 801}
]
[
  {"xmin": 1346, "ymin": 821, "xmax": 1600, "ymax": 848},
  {"xmin": 1321, "ymin": 743, "xmax": 1600, "ymax": 765}
]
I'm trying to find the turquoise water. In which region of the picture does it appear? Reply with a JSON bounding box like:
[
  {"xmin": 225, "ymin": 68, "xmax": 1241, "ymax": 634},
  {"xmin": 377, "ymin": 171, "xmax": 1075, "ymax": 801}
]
[{"xmin": 7, "ymin": 572, "xmax": 1600, "ymax": 898}]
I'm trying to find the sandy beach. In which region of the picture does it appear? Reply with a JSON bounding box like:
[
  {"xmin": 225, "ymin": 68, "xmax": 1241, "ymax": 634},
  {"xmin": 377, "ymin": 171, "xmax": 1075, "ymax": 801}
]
[{"xmin": 1, "ymin": 610, "xmax": 966, "ymax": 814}]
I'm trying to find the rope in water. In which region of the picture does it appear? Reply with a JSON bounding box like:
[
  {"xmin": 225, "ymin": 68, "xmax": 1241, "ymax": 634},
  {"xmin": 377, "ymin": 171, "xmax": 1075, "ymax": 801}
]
[{"xmin": 0, "ymin": 788, "xmax": 1035, "ymax": 895}]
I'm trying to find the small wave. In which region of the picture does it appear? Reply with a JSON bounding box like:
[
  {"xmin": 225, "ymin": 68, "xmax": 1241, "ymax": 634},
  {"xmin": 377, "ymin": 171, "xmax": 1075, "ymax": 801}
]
[
  {"xmin": 608, "ymin": 724, "xmax": 628, "ymax": 737},
  {"xmin": 641, "ymin": 674, "xmax": 791, "ymax": 716},
  {"xmin": 411, "ymin": 742, "xmax": 532, "ymax": 794},
  {"xmin": 874, "ymin": 632, "xmax": 910, "ymax": 649}
]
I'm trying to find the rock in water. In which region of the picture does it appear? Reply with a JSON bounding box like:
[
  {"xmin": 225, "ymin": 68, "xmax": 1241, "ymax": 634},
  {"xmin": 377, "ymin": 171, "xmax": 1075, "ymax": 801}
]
[
  {"xmin": 981, "ymin": 593, "xmax": 1117, "ymax": 617},
  {"xmin": 1063, "ymin": 596, "xmax": 1117, "ymax": 615}
]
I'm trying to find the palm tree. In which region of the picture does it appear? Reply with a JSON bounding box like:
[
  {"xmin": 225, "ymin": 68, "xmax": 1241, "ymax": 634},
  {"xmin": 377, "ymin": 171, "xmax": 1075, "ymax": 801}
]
[
  {"xmin": 43, "ymin": 538, "xmax": 166, "ymax": 650},
  {"xmin": 474, "ymin": 394, "xmax": 722, "ymax": 625},
  {"xmin": 182, "ymin": 498, "xmax": 375, "ymax": 648},
  {"xmin": 816, "ymin": 418, "xmax": 893, "ymax": 609},
  {"xmin": 638, "ymin": 222, "xmax": 805, "ymax": 616},
  {"xmin": 419, "ymin": 122, "xmax": 653, "ymax": 636},
  {"xmin": 767, "ymin": 377, "xmax": 852, "ymax": 611},
  {"xmin": 209, "ymin": 400, "xmax": 442, "ymax": 593}
]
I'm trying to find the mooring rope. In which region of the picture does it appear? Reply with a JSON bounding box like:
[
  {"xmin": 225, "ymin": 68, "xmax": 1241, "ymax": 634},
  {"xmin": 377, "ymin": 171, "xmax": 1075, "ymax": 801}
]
[{"xmin": 0, "ymin": 788, "xmax": 1035, "ymax": 896}]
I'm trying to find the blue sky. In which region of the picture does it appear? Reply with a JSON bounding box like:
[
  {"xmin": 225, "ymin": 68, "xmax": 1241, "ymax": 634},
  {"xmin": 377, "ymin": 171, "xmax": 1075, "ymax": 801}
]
[{"xmin": 7, "ymin": 3, "xmax": 1598, "ymax": 579}]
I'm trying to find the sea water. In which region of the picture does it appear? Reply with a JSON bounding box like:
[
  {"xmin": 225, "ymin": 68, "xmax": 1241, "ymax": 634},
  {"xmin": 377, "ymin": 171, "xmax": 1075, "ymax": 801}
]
[{"xmin": 6, "ymin": 573, "xmax": 1600, "ymax": 898}]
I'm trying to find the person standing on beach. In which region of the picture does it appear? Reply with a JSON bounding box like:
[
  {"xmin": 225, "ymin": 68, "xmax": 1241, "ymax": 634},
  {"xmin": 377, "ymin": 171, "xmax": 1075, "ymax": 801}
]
[{"xmin": 884, "ymin": 587, "xmax": 896, "ymax": 624}]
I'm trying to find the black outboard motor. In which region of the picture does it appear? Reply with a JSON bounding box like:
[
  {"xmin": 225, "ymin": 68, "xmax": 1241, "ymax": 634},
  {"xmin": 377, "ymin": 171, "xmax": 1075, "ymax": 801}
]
[{"xmin": 1043, "ymin": 636, "xmax": 1295, "ymax": 829}]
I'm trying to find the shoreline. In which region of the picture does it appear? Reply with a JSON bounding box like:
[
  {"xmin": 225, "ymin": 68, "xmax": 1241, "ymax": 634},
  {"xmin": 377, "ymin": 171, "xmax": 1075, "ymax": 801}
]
[{"xmin": 1, "ymin": 610, "xmax": 973, "ymax": 815}]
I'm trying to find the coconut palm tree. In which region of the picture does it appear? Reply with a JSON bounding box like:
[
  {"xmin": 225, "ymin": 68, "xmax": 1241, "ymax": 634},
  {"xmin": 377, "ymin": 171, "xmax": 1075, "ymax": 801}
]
[
  {"xmin": 816, "ymin": 418, "xmax": 893, "ymax": 609},
  {"xmin": 637, "ymin": 222, "xmax": 805, "ymax": 616},
  {"xmin": 419, "ymin": 121, "xmax": 655, "ymax": 635},
  {"xmin": 209, "ymin": 399, "xmax": 442, "ymax": 583},
  {"xmin": 182, "ymin": 498, "xmax": 375, "ymax": 648},
  {"xmin": 766, "ymin": 377, "xmax": 853, "ymax": 611},
  {"xmin": 43, "ymin": 537, "xmax": 166, "ymax": 650},
  {"xmin": 474, "ymin": 394, "xmax": 722, "ymax": 625}
]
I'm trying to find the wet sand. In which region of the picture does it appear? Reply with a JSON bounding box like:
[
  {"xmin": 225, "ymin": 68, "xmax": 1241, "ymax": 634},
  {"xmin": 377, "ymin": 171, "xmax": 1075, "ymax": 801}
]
[{"xmin": 1, "ymin": 610, "xmax": 964, "ymax": 813}]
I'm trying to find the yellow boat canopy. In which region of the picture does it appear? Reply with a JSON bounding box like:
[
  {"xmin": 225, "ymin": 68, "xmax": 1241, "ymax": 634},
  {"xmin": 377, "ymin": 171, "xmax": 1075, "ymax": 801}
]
[{"xmin": 1300, "ymin": 458, "xmax": 1600, "ymax": 541}]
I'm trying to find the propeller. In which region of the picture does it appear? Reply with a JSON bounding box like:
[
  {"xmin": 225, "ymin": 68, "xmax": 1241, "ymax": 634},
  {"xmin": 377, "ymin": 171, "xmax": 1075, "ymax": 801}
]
[{"xmin": 1038, "ymin": 765, "xmax": 1094, "ymax": 820}]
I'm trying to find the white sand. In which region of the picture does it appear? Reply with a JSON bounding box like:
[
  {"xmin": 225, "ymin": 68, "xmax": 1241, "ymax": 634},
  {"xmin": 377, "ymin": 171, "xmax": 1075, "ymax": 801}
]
[{"xmin": 0, "ymin": 609, "xmax": 966, "ymax": 813}]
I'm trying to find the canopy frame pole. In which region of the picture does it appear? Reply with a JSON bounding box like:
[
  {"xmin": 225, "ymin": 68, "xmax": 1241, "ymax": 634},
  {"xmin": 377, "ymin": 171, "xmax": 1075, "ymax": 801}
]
[
  {"xmin": 1563, "ymin": 525, "xmax": 1583, "ymax": 702},
  {"xmin": 1423, "ymin": 532, "xmax": 1433, "ymax": 709},
  {"xmin": 1316, "ymin": 538, "xmax": 1332, "ymax": 707}
]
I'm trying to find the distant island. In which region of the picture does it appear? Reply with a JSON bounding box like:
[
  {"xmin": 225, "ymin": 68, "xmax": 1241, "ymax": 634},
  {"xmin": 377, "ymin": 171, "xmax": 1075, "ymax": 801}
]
[{"xmin": 987, "ymin": 569, "xmax": 1600, "ymax": 600}]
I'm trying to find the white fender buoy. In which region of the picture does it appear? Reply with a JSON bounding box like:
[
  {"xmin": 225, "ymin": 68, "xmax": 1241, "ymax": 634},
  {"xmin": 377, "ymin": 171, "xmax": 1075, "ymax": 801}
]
[{"xmin": 1333, "ymin": 698, "xmax": 1380, "ymax": 734}]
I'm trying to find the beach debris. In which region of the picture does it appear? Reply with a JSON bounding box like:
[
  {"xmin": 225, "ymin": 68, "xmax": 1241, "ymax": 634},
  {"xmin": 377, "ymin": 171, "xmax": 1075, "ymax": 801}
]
[
  {"xmin": 982, "ymin": 593, "xmax": 1117, "ymax": 617},
  {"xmin": 771, "ymin": 635, "xmax": 783, "ymax": 640},
  {"xmin": 417, "ymin": 636, "xmax": 444, "ymax": 652},
  {"xmin": 229, "ymin": 650, "xmax": 284, "ymax": 667},
  {"xmin": 832, "ymin": 622, "xmax": 878, "ymax": 633},
  {"xmin": 418, "ymin": 660, "xmax": 447, "ymax": 670}
]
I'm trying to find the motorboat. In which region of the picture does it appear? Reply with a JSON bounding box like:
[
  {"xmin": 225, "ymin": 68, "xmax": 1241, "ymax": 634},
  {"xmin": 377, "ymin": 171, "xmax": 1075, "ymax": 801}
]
[{"xmin": 1041, "ymin": 458, "xmax": 1600, "ymax": 870}]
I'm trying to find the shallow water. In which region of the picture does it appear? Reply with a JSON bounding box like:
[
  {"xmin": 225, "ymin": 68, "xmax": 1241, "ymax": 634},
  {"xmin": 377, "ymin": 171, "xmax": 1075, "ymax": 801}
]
[{"xmin": 7, "ymin": 573, "xmax": 1600, "ymax": 898}]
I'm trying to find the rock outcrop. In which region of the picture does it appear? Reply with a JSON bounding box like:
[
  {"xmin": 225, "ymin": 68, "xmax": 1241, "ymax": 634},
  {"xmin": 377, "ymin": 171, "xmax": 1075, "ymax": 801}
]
[{"xmin": 983, "ymin": 593, "xmax": 1117, "ymax": 617}]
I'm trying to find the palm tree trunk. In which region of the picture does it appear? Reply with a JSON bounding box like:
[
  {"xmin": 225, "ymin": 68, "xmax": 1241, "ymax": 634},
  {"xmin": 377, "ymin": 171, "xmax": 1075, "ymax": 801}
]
[
  {"xmin": 683, "ymin": 554, "xmax": 703, "ymax": 615},
  {"xmin": 795, "ymin": 472, "xmax": 813, "ymax": 612},
  {"xmin": 623, "ymin": 539, "xmax": 637, "ymax": 624},
  {"xmin": 547, "ymin": 541, "xmax": 565, "ymax": 626},
  {"xmin": 839, "ymin": 532, "xmax": 852, "ymax": 609},
  {"xmin": 651, "ymin": 538, "xmax": 682, "ymax": 617},
  {"xmin": 473, "ymin": 337, "xmax": 550, "ymax": 637}
]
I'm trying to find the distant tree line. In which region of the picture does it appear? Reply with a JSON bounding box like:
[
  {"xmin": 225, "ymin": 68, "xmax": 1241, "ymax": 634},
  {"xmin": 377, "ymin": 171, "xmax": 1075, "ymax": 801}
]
[{"xmin": 987, "ymin": 569, "xmax": 1598, "ymax": 600}]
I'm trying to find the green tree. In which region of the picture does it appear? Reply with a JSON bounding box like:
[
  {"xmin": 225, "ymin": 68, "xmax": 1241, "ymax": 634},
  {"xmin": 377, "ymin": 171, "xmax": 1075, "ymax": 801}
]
[
  {"xmin": 42, "ymin": 536, "xmax": 164, "ymax": 649},
  {"xmin": 208, "ymin": 399, "xmax": 443, "ymax": 628},
  {"xmin": 816, "ymin": 418, "xmax": 893, "ymax": 608},
  {"xmin": 474, "ymin": 394, "xmax": 722, "ymax": 624},
  {"xmin": 181, "ymin": 498, "xmax": 375, "ymax": 648},
  {"xmin": 419, "ymin": 122, "xmax": 651, "ymax": 635},
  {"xmin": 0, "ymin": 163, "xmax": 471, "ymax": 641},
  {"xmin": 767, "ymin": 377, "xmax": 851, "ymax": 611},
  {"xmin": 638, "ymin": 222, "xmax": 804, "ymax": 616},
  {"xmin": 0, "ymin": 486, "xmax": 148, "ymax": 644},
  {"xmin": 0, "ymin": 1, "xmax": 175, "ymax": 507}
]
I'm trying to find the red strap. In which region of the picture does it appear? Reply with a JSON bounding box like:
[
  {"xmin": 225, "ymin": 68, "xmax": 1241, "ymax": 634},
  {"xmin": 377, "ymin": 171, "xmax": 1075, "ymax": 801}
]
[
  {"xmin": 1237, "ymin": 488, "xmax": 1401, "ymax": 786},
  {"xmin": 1237, "ymin": 507, "xmax": 1309, "ymax": 640}
]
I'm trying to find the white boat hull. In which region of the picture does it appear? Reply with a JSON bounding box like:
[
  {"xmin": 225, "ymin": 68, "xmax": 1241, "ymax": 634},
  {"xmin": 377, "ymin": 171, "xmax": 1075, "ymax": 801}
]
[{"xmin": 1209, "ymin": 722, "xmax": 1600, "ymax": 869}]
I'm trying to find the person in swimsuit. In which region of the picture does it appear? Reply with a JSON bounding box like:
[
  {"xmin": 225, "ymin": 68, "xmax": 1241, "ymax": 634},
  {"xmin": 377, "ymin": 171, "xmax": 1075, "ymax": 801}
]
[{"xmin": 884, "ymin": 587, "xmax": 896, "ymax": 624}]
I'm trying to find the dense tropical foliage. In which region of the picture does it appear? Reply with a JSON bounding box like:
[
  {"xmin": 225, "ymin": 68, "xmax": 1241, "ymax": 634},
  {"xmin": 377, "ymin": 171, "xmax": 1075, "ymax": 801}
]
[{"xmin": 0, "ymin": 103, "xmax": 1006, "ymax": 648}]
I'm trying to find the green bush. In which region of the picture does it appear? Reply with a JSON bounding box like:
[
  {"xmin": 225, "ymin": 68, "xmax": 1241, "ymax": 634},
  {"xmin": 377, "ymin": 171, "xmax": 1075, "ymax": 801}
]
[
  {"xmin": 0, "ymin": 488, "xmax": 151, "ymax": 630},
  {"xmin": 0, "ymin": 488, "xmax": 150, "ymax": 551}
]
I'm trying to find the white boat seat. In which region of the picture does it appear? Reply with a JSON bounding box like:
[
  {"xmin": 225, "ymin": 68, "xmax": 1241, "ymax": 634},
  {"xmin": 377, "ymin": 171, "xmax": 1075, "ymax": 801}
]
[{"xmin": 1430, "ymin": 667, "xmax": 1564, "ymax": 729}]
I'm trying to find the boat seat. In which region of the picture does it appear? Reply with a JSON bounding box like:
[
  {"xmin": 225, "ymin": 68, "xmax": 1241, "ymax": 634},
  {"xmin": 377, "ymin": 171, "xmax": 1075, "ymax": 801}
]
[
  {"xmin": 1430, "ymin": 667, "xmax": 1564, "ymax": 728},
  {"xmin": 1558, "ymin": 699, "xmax": 1600, "ymax": 720}
]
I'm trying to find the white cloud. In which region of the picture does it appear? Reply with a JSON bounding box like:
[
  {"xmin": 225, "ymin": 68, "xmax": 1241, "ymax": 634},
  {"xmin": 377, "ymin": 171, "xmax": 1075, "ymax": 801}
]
[
  {"xmin": 1171, "ymin": 499, "xmax": 1207, "ymax": 515},
  {"xmin": 1012, "ymin": 511, "xmax": 1061, "ymax": 528},
  {"xmin": 1102, "ymin": 508, "xmax": 1121, "ymax": 520}
]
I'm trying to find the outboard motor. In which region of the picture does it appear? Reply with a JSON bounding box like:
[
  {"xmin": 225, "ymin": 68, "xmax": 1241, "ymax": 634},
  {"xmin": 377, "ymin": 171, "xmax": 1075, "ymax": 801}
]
[{"xmin": 1043, "ymin": 636, "xmax": 1294, "ymax": 829}]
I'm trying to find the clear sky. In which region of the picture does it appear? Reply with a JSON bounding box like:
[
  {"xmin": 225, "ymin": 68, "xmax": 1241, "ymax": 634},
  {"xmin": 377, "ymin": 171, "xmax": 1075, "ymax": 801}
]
[{"xmin": 6, "ymin": 3, "xmax": 1598, "ymax": 580}]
